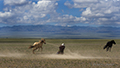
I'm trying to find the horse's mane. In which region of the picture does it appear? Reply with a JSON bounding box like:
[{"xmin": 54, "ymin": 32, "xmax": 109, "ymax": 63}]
[{"xmin": 40, "ymin": 38, "xmax": 45, "ymax": 43}]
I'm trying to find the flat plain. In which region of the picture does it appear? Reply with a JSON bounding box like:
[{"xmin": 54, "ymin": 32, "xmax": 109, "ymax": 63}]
[{"xmin": 0, "ymin": 38, "xmax": 120, "ymax": 68}]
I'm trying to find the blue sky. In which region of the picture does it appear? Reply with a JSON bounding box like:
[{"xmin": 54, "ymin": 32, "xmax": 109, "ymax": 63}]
[{"xmin": 0, "ymin": 0, "xmax": 120, "ymax": 27}]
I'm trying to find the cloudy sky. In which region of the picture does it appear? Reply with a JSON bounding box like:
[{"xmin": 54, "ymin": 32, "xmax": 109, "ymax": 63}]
[{"xmin": 0, "ymin": 0, "xmax": 120, "ymax": 27}]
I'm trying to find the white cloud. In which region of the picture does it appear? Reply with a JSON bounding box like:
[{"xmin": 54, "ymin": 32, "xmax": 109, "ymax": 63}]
[
  {"xmin": 4, "ymin": 0, "xmax": 29, "ymax": 6},
  {"xmin": 0, "ymin": 0, "xmax": 58, "ymax": 25},
  {"xmin": 99, "ymin": 18, "xmax": 108, "ymax": 21},
  {"xmin": 0, "ymin": 12, "xmax": 13, "ymax": 17},
  {"xmin": 73, "ymin": 0, "xmax": 98, "ymax": 3},
  {"xmin": 48, "ymin": 14, "xmax": 87, "ymax": 26},
  {"xmin": 82, "ymin": 7, "xmax": 91, "ymax": 16},
  {"xmin": 0, "ymin": 0, "xmax": 120, "ymax": 26},
  {"xmin": 65, "ymin": 0, "xmax": 120, "ymax": 26},
  {"xmin": 65, "ymin": 0, "xmax": 99, "ymax": 8}
]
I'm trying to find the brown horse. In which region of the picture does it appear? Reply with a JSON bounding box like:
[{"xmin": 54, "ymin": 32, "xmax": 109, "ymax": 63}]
[{"xmin": 29, "ymin": 38, "xmax": 46, "ymax": 54}]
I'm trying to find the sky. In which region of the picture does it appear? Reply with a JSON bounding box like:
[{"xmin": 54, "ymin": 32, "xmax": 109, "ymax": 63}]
[{"xmin": 0, "ymin": 0, "xmax": 120, "ymax": 27}]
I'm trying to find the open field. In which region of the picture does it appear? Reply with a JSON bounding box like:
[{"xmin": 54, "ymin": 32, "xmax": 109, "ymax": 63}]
[{"xmin": 0, "ymin": 38, "xmax": 120, "ymax": 68}]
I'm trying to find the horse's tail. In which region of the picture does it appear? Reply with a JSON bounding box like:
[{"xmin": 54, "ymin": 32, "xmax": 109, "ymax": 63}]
[
  {"xmin": 29, "ymin": 45, "xmax": 35, "ymax": 49},
  {"xmin": 103, "ymin": 45, "xmax": 107, "ymax": 49}
]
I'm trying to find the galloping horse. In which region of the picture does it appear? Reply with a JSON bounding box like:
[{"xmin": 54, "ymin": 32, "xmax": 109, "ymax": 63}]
[
  {"xmin": 29, "ymin": 38, "xmax": 46, "ymax": 54},
  {"xmin": 103, "ymin": 40, "xmax": 116, "ymax": 52}
]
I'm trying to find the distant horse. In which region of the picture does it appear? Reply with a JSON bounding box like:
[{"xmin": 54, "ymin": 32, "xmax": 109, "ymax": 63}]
[
  {"xmin": 103, "ymin": 40, "xmax": 116, "ymax": 52},
  {"xmin": 29, "ymin": 38, "xmax": 46, "ymax": 54}
]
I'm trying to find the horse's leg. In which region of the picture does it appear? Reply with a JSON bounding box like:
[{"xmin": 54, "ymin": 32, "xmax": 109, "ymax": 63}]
[
  {"xmin": 37, "ymin": 44, "xmax": 41, "ymax": 51},
  {"xmin": 37, "ymin": 48, "xmax": 40, "ymax": 51},
  {"xmin": 33, "ymin": 48, "xmax": 37, "ymax": 54},
  {"xmin": 109, "ymin": 47, "xmax": 111, "ymax": 52},
  {"xmin": 106, "ymin": 47, "xmax": 109, "ymax": 51},
  {"xmin": 41, "ymin": 47, "xmax": 43, "ymax": 52}
]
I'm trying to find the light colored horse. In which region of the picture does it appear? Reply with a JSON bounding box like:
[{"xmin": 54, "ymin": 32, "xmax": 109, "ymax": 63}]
[{"xmin": 29, "ymin": 38, "xmax": 46, "ymax": 54}]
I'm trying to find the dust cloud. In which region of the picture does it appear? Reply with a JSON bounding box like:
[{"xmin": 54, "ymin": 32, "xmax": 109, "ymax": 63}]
[
  {"xmin": 0, "ymin": 49, "xmax": 110, "ymax": 59},
  {"xmin": 41, "ymin": 49, "xmax": 110, "ymax": 59},
  {"xmin": 0, "ymin": 53, "xmax": 25, "ymax": 58}
]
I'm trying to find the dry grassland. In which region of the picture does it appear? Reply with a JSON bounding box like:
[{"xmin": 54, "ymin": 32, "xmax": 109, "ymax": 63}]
[{"xmin": 0, "ymin": 39, "xmax": 120, "ymax": 68}]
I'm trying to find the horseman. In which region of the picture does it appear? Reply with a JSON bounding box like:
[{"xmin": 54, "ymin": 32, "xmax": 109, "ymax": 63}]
[{"xmin": 57, "ymin": 43, "xmax": 65, "ymax": 54}]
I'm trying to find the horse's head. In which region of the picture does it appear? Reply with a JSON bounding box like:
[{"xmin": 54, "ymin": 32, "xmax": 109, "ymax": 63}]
[
  {"xmin": 111, "ymin": 40, "xmax": 116, "ymax": 44},
  {"xmin": 41, "ymin": 38, "xmax": 46, "ymax": 44}
]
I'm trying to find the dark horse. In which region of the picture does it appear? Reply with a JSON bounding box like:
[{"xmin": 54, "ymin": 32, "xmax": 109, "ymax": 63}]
[{"xmin": 103, "ymin": 40, "xmax": 116, "ymax": 52}]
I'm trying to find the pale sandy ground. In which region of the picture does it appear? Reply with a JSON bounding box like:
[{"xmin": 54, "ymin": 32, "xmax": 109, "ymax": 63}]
[{"xmin": 0, "ymin": 49, "xmax": 111, "ymax": 60}]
